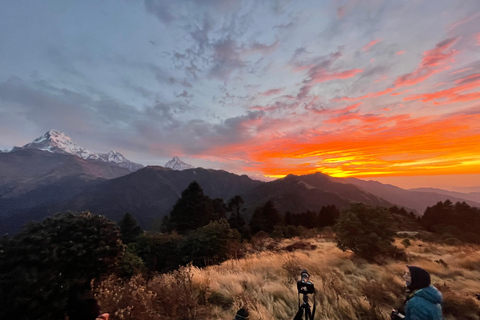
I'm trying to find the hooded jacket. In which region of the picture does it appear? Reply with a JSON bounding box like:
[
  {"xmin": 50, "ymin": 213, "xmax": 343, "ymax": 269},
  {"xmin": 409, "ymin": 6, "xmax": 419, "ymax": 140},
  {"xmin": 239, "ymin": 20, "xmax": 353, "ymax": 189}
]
[
  {"xmin": 405, "ymin": 266, "xmax": 442, "ymax": 320},
  {"xmin": 405, "ymin": 286, "xmax": 442, "ymax": 320}
]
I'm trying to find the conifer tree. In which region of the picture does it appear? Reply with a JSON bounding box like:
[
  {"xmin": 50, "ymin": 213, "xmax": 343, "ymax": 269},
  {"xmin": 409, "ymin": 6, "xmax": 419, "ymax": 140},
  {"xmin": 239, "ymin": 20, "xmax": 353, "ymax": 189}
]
[
  {"xmin": 227, "ymin": 195, "xmax": 246, "ymax": 229},
  {"xmin": 250, "ymin": 200, "xmax": 282, "ymax": 234},
  {"xmin": 118, "ymin": 212, "xmax": 143, "ymax": 244},
  {"xmin": 165, "ymin": 181, "xmax": 223, "ymax": 233}
]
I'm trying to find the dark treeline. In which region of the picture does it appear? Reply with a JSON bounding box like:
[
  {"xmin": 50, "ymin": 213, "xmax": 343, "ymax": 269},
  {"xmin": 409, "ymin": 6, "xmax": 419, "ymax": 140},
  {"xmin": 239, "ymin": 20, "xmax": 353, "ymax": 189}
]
[
  {"xmin": 422, "ymin": 200, "xmax": 480, "ymax": 244},
  {"xmin": 285, "ymin": 205, "xmax": 340, "ymax": 229}
]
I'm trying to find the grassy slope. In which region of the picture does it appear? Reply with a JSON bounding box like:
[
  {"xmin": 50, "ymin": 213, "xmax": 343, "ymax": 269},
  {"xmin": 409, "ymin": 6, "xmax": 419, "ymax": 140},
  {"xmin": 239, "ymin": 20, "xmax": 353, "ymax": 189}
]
[{"xmin": 95, "ymin": 236, "xmax": 480, "ymax": 320}]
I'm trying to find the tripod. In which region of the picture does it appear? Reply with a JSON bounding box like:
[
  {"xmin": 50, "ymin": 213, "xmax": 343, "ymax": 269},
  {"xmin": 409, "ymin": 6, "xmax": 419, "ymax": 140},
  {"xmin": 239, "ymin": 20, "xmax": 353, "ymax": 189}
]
[{"xmin": 293, "ymin": 270, "xmax": 316, "ymax": 320}]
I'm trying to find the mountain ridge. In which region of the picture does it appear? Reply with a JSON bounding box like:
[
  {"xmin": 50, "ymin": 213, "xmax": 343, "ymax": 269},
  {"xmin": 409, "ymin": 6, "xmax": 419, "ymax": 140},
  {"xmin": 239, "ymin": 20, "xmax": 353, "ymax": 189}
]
[
  {"xmin": 16, "ymin": 129, "xmax": 143, "ymax": 172},
  {"xmin": 2, "ymin": 133, "xmax": 480, "ymax": 234}
]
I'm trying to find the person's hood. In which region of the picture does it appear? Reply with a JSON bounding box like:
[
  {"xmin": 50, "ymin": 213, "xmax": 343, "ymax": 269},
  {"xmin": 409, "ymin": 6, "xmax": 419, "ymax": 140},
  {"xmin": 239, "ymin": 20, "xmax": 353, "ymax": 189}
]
[
  {"xmin": 407, "ymin": 266, "xmax": 431, "ymax": 290},
  {"xmin": 414, "ymin": 285, "xmax": 443, "ymax": 305}
]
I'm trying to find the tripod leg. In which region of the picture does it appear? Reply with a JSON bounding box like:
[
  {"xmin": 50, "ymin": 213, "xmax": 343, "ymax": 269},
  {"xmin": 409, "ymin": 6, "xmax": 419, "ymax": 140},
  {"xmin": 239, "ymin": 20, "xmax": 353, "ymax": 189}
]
[
  {"xmin": 293, "ymin": 308, "xmax": 303, "ymax": 320},
  {"xmin": 305, "ymin": 307, "xmax": 312, "ymax": 320}
]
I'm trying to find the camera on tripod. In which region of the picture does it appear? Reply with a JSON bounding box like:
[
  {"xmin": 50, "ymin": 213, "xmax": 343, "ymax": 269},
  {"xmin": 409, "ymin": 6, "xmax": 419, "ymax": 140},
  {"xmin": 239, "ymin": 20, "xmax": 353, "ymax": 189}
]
[{"xmin": 293, "ymin": 270, "xmax": 316, "ymax": 320}]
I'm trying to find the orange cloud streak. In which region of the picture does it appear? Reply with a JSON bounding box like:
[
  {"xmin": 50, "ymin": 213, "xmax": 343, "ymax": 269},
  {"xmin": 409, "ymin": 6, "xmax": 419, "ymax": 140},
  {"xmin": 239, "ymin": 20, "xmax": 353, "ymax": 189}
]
[
  {"xmin": 394, "ymin": 38, "xmax": 458, "ymax": 87},
  {"xmin": 308, "ymin": 68, "xmax": 364, "ymax": 84},
  {"xmin": 404, "ymin": 73, "xmax": 480, "ymax": 103},
  {"xmin": 207, "ymin": 109, "xmax": 480, "ymax": 179},
  {"xmin": 363, "ymin": 39, "xmax": 381, "ymax": 52},
  {"xmin": 332, "ymin": 87, "xmax": 395, "ymax": 101}
]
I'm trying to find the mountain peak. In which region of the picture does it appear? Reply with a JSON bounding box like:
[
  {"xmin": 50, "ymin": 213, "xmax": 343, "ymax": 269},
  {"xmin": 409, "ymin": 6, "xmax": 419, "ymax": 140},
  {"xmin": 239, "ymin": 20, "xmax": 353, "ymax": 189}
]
[
  {"xmin": 26, "ymin": 129, "xmax": 90, "ymax": 157},
  {"xmin": 21, "ymin": 129, "xmax": 143, "ymax": 171},
  {"xmin": 164, "ymin": 156, "xmax": 194, "ymax": 170}
]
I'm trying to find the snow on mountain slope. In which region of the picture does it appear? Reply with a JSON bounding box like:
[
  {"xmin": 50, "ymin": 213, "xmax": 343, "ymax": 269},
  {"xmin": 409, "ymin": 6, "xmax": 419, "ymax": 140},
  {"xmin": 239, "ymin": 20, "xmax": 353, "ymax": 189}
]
[
  {"xmin": 21, "ymin": 129, "xmax": 143, "ymax": 171},
  {"xmin": 164, "ymin": 156, "xmax": 195, "ymax": 170}
]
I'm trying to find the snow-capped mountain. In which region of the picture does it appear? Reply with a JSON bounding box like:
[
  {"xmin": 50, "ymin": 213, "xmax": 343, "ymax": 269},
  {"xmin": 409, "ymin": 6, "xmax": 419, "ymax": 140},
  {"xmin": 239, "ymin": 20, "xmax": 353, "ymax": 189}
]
[
  {"xmin": 164, "ymin": 156, "xmax": 195, "ymax": 170},
  {"xmin": 19, "ymin": 129, "xmax": 143, "ymax": 171}
]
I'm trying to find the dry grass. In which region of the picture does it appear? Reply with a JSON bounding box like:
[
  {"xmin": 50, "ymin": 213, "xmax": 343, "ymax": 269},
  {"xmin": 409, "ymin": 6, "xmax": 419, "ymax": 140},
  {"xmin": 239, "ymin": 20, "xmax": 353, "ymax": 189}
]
[{"xmin": 95, "ymin": 237, "xmax": 480, "ymax": 320}]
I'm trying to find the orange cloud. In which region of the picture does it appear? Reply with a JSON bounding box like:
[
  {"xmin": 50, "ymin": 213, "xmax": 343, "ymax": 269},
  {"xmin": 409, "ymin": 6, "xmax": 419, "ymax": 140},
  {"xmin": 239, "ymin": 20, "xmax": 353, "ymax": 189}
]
[
  {"xmin": 206, "ymin": 107, "xmax": 480, "ymax": 179},
  {"xmin": 396, "ymin": 50, "xmax": 406, "ymax": 55},
  {"xmin": 323, "ymin": 111, "xmax": 407, "ymax": 125},
  {"xmin": 451, "ymin": 68, "xmax": 472, "ymax": 75},
  {"xmin": 447, "ymin": 13, "xmax": 480, "ymax": 32},
  {"xmin": 477, "ymin": 33, "xmax": 480, "ymax": 45},
  {"xmin": 363, "ymin": 39, "xmax": 381, "ymax": 52},
  {"xmin": 404, "ymin": 73, "xmax": 480, "ymax": 103},
  {"xmin": 332, "ymin": 87, "xmax": 395, "ymax": 101},
  {"xmin": 394, "ymin": 38, "xmax": 458, "ymax": 87},
  {"xmin": 307, "ymin": 68, "xmax": 364, "ymax": 84},
  {"xmin": 307, "ymin": 103, "xmax": 361, "ymax": 116},
  {"xmin": 390, "ymin": 89, "xmax": 412, "ymax": 96}
]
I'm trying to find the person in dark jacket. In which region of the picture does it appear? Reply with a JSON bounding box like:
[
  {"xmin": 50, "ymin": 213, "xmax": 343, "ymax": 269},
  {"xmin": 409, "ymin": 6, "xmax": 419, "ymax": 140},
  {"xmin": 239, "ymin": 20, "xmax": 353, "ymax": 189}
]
[{"xmin": 399, "ymin": 266, "xmax": 442, "ymax": 320}]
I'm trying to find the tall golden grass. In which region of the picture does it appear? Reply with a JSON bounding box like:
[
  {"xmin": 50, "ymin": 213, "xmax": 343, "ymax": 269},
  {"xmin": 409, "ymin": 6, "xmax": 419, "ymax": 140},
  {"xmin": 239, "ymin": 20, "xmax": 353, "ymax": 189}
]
[{"xmin": 94, "ymin": 236, "xmax": 480, "ymax": 320}]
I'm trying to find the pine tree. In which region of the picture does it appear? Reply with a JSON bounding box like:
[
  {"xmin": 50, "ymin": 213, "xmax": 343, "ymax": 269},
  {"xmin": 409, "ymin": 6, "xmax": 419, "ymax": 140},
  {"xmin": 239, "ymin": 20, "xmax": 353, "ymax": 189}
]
[
  {"xmin": 227, "ymin": 195, "xmax": 246, "ymax": 229},
  {"xmin": 118, "ymin": 212, "xmax": 143, "ymax": 244},
  {"xmin": 318, "ymin": 205, "xmax": 340, "ymax": 227},
  {"xmin": 165, "ymin": 181, "xmax": 222, "ymax": 233},
  {"xmin": 250, "ymin": 200, "xmax": 282, "ymax": 234}
]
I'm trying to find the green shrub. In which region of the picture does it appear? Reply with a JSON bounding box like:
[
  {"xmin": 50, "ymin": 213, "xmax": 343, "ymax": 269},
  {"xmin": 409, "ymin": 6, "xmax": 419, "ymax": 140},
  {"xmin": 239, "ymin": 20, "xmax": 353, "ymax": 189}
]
[
  {"xmin": 335, "ymin": 203, "xmax": 401, "ymax": 261},
  {"xmin": 0, "ymin": 212, "xmax": 124, "ymax": 319},
  {"xmin": 118, "ymin": 245, "xmax": 146, "ymax": 277},
  {"xmin": 179, "ymin": 219, "xmax": 241, "ymax": 267}
]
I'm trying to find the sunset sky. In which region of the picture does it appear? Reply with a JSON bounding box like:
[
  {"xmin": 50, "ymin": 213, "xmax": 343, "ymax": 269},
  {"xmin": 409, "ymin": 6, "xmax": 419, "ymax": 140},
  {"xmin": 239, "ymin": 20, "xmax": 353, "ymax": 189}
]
[{"xmin": 1, "ymin": 0, "xmax": 480, "ymax": 191}]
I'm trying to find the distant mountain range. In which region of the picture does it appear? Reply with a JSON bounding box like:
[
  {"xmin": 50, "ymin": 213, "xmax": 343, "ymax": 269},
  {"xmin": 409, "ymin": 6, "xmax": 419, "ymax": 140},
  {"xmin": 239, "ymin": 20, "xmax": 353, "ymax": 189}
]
[
  {"xmin": 1, "ymin": 130, "xmax": 480, "ymax": 235},
  {"xmin": 15, "ymin": 129, "xmax": 144, "ymax": 171},
  {"xmin": 409, "ymin": 187, "xmax": 480, "ymax": 203}
]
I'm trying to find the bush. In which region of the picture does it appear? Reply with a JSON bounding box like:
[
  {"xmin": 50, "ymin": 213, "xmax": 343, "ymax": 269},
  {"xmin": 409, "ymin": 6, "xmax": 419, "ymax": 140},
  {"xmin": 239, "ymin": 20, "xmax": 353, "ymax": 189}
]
[
  {"xmin": 271, "ymin": 225, "xmax": 311, "ymax": 238},
  {"xmin": 335, "ymin": 203, "xmax": 401, "ymax": 260},
  {"xmin": 0, "ymin": 212, "xmax": 124, "ymax": 319},
  {"xmin": 283, "ymin": 241, "xmax": 317, "ymax": 252},
  {"xmin": 94, "ymin": 264, "xmax": 211, "ymax": 320},
  {"xmin": 401, "ymin": 238, "xmax": 411, "ymax": 248},
  {"xmin": 117, "ymin": 245, "xmax": 146, "ymax": 278},
  {"xmin": 179, "ymin": 219, "xmax": 241, "ymax": 267},
  {"xmin": 133, "ymin": 231, "xmax": 183, "ymax": 273}
]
